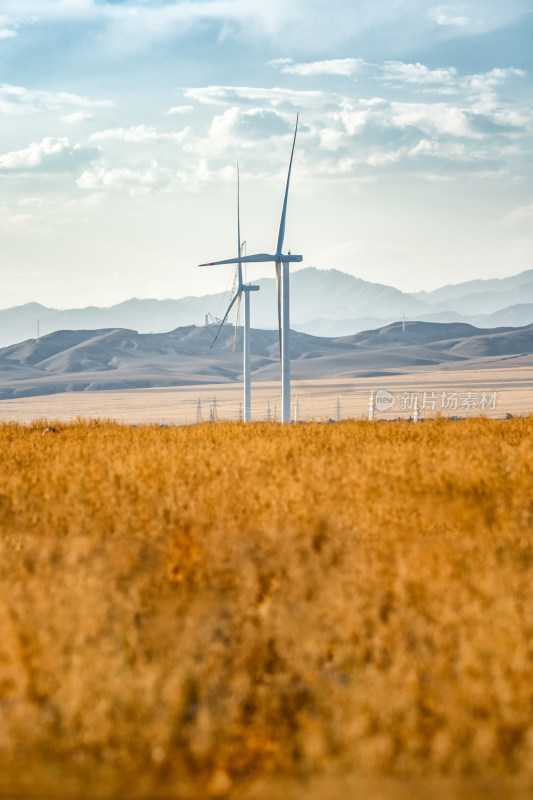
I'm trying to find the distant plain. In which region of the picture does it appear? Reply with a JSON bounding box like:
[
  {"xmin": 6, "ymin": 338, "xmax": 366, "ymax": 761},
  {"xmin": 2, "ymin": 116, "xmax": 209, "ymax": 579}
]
[
  {"xmin": 0, "ymin": 368, "xmax": 530, "ymax": 424},
  {"xmin": 0, "ymin": 317, "xmax": 531, "ymax": 422}
]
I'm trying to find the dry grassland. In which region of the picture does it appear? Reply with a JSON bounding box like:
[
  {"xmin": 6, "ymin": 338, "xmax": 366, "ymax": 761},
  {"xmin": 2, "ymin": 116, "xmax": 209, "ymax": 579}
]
[
  {"xmin": 0, "ymin": 417, "xmax": 532, "ymax": 799},
  {"xmin": 0, "ymin": 366, "xmax": 531, "ymax": 424}
]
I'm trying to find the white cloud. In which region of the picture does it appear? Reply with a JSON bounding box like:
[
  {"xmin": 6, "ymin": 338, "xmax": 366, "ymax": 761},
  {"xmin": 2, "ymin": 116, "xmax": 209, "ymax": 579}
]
[
  {"xmin": 312, "ymin": 157, "xmax": 358, "ymax": 178},
  {"xmin": 179, "ymin": 107, "xmax": 295, "ymax": 161},
  {"xmin": 269, "ymin": 58, "xmax": 292, "ymax": 67},
  {"xmin": 464, "ymin": 67, "xmax": 527, "ymax": 121},
  {"xmin": 76, "ymin": 164, "xmax": 169, "ymax": 195},
  {"xmin": 0, "ymin": 206, "xmax": 35, "ymax": 229},
  {"xmin": 489, "ymin": 108, "xmax": 531, "ymax": 129},
  {"xmin": 366, "ymin": 148, "xmax": 405, "ymax": 167},
  {"xmin": 0, "ymin": 13, "xmax": 18, "ymax": 39},
  {"xmin": 331, "ymin": 64, "xmax": 528, "ymax": 145},
  {"xmin": 372, "ymin": 62, "xmax": 526, "ymax": 109},
  {"xmin": 18, "ymin": 197, "xmax": 49, "ymax": 208},
  {"xmin": 0, "ymin": 137, "xmax": 100, "ymax": 172},
  {"xmin": 427, "ymin": 2, "xmax": 525, "ymax": 30},
  {"xmin": 184, "ymin": 85, "xmax": 323, "ymax": 109},
  {"xmin": 337, "ymin": 97, "xmax": 478, "ymax": 139},
  {"xmin": 61, "ymin": 111, "xmax": 94, "ymax": 123},
  {"xmin": 408, "ymin": 138, "xmax": 475, "ymax": 160},
  {"xmin": 0, "ymin": 0, "xmax": 293, "ymax": 55},
  {"xmin": 2, "ymin": 0, "xmax": 527, "ymax": 55},
  {"xmin": 496, "ymin": 203, "xmax": 533, "ymax": 227},
  {"xmin": 417, "ymin": 172, "xmax": 456, "ymax": 182},
  {"xmin": 466, "ymin": 67, "xmax": 525, "ymax": 96},
  {"xmin": 319, "ymin": 128, "xmax": 346, "ymax": 151},
  {"xmin": 175, "ymin": 61, "xmax": 531, "ymax": 186},
  {"xmin": 469, "ymin": 168, "xmax": 509, "ymax": 179},
  {"xmin": 382, "ymin": 61, "xmax": 458, "ymax": 85},
  {"xmin": 360, "ymin": 98, "xmax": 387, "ymax": 107},
  {"xmin": 165, "ymin": 105, "xmax": 194, "ymax": 116},
  {"xmin": 64, "ymin": 192, "xmax": 106, "ymax": 209},
  {"xmin": 174, "ymin": 158, "xmax": 236, "ymax": 190},
  {"xmin": 209, "ymin": 107, "xmax": 291, "ymax": 141},
  {"xmin": 388, "ymin": 101, "xmax": 478, "ymax": 138},
  {"xmin": 0, "ymin": 83, "xmax": 113, "ymax": 115},
  {"xmin": 18, "ymin": 192, "xmax": 105, "ymax": 211},
  {"xmin": 336, "ymin": 105, "xmax": 373, "ymax": 135},
  {"xmin": 89, "ymin": 124, "xmax": 189, "ymax": 143},
  {"xmin": 272, "ymin": 57, "xmax": 367, "ymax": 77},
  {"xmin": 428, "ymin": 6, "xmax": 471, "ymax": 27}
]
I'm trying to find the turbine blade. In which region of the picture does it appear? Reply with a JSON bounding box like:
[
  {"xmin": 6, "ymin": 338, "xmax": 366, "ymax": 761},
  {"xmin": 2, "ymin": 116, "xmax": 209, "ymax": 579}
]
[
  {"xmin": 233, "ymin": 292, "xmax": 242, "ymax": 352},
  {"xmin": 210, "ymin": 290, "xmax": 241, "ymax": 350},
  {"xmin": 237, "ymin": 162, "xmax": 243, "ymax": 288},
  {"xmin": 276, "ymin": 261, "xmax": 282, "ymax": 360},
  {"xmin": 276, "ymin": 114, "xmax": 299, "ymax": 257},
  {"xmin": 199, "ymin": 253, "xmax": 277, "ymax": 267}
]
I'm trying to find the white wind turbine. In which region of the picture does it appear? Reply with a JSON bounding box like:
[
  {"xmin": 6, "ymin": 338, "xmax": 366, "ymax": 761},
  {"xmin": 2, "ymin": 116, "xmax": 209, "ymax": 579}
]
[
  {"xmin": 202, "ymin": 164, "xmax": 259, "ymax": 422},
  {"xmin": 200, "ymin": 116, "xmax": 302, "ymax": 424}
]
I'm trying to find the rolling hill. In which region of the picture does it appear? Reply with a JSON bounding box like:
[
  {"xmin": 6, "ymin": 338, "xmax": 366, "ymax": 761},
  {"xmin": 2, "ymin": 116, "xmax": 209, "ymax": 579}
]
[{"xmin": 0, "ymin": 320, "xmax": 531, "ymax": 400}]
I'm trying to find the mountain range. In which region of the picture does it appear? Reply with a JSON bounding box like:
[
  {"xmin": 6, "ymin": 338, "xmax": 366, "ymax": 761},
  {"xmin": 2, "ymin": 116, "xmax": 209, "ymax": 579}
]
[
  {"xmin": 1, "ymin": 267, "xmax": 532, "ymax": 348},
  {"xmin": 0, "ymin": 320, "xmax": 531, "ymax": 400}
]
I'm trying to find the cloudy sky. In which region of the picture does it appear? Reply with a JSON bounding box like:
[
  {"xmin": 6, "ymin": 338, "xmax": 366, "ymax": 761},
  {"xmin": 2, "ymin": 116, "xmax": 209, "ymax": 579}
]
[{"xmin": 1, "ymin": 0, "xmax": 532, "ymax": 308}]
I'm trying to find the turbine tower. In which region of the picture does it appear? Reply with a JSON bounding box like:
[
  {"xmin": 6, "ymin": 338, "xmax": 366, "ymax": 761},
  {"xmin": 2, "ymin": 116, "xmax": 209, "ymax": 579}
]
[
  {"xmin": 201, "ymin": 164, "xmax": 259, "ymax": 422},
  {"xmin": 200, "ymin": 116, "xmax": 302, "ymax": 423}
]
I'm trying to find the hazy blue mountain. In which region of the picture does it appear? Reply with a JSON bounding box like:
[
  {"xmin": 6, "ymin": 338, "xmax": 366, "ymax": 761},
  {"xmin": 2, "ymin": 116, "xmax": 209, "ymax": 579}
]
[
  {"xmin": 0, "ymin": 302, "xmax": 52, "ymax": 347},
  {"xmin": 0, "ymin": 268, "xmax": 427, "ymax": 347},
  {"xmin": 293, "ymin": 304, "xmax": 533, "ymax": 337},
  {"xmin": 287, "ymin": 268, "xmax": 426, "ymax": 319},
  {"xmin": 0, "ymin": 296, "xmax": 228, "ymax": 347},
  {"xmin": 294, "ymin": 316, "xmax": 396, "ymax": 336},
  {"xmin": 473, "ymin": 304, "xmax": 533, "ymax": 328},
  {"xmin": 412, "ymin": 304, "xmax": 533, "ymax": 329},
  {"xmin": 1, "ymin": 266, "xmax": 533, "ymax": 349},
  {"xmin": 424, "ymin": 282, "xmax": 533, "ymax": 316},
  {"xmin": 412, "ymin": 269, "xmax": 533, "ymax": 305}
]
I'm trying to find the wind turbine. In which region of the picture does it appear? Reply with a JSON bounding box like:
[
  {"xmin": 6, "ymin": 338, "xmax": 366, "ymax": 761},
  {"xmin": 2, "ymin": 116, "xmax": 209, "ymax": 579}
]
[
  {"xmin": 200, "ymin": 116, "xmax": 302, "ymax": 424},
  {"xmin": 201, "ymin": 164, "xmax": 259, "ymax": 422}
]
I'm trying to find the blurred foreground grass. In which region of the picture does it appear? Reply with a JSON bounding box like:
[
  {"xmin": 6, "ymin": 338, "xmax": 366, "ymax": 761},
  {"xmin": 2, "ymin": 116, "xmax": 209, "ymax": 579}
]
[{"xmin": 0, "ymin": 417, "xmax": 532, "ymax": 798}]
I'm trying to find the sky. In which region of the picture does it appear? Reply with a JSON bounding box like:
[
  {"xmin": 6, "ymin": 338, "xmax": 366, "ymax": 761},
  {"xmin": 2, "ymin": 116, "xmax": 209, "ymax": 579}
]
[{"xmin": 0, "ymin": 0, "xmax": 532, "ymax": 309}]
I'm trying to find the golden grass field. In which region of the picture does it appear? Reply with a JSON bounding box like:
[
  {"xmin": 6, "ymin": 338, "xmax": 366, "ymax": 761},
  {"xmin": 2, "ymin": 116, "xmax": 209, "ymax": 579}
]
[{"xmin": 1, "ymin": 416, "xmax": 533, "ymax": 799}]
